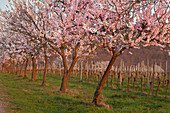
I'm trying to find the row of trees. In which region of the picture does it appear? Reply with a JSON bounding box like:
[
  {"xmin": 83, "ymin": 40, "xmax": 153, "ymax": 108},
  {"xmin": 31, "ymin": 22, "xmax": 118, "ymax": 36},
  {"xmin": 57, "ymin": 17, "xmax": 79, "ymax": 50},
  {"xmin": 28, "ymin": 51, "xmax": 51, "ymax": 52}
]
[{"xmin": 0, "ymin": 0, "xmax": 169, "ymax": 106}]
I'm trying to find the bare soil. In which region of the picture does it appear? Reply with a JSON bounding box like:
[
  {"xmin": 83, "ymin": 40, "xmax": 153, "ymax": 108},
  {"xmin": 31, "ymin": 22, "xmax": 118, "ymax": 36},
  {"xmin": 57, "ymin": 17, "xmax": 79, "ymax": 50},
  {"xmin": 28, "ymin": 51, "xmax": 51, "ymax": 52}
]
[{"xmin": 0, "ymin": 83, "xmax": 5, "ymax": 113}]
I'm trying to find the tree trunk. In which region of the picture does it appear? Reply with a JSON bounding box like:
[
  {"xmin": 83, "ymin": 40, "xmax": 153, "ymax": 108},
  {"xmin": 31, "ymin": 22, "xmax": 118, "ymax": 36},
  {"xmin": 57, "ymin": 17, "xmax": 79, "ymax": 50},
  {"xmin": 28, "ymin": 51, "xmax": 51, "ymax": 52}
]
[
  {"xmin": 156, "ymin": 78, "xmax": 161, "ymax": 96},
  {"xmin": 31, "ymin": 57, "xmax": 36, "ymax": 80},
  {"xmin": 6, "ymin": 65, "xmax": 10, "ymax": 73},
  {"xmin": 16, "ymin": 60, "xmax": 19, "ymax": 75},
  {"xmin": 60, "ymin": 58, "xmax": 78, "ymax": 92},
  {"xmin": 12, "ymin": 60, "xmax": 15, "ymax": 73},
  {"xmin": 149, "ymin": 82, "xmax": 152, "ymax": 95},
  {"xmin": 24, "ymin": 57, "xmax": 29, "ymax": 79},
  {"xmin": 0, "ymin": 65, "xmax": 2, "ymax": 72},
  {"xmin": 1, "ymin": 64, "xmax": 4, "ymax": 73},
  {"xmin": 62, "ymin": 54, "xmax": 68, "ymax": 75},
  {"xmin": 19, "ymin": 60, "xmax": 26, "ymax": 77},
  {"xmin": 41, "ymin": 55, "xmax": 48, "ymax": 86},
  {"xmin": 92, "ymin": 55, "xmax": 117, "ymax": 105}
]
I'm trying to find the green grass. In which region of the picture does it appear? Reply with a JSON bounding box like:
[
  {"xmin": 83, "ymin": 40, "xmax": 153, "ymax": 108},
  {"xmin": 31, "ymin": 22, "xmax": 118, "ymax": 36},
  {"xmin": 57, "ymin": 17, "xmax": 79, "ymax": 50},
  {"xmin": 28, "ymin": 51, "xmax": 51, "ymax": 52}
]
[{"xmin": 0, "ymin": 73, "xmax": 169, "ymax": 113}]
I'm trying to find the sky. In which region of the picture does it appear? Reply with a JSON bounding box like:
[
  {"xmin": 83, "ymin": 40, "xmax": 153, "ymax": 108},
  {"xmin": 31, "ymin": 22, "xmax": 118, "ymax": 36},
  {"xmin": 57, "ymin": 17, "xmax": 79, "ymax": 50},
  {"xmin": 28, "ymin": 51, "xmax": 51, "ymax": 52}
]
[{"xmin": 0, "ymin": 0, "xmax": 9, "ymax": 11}]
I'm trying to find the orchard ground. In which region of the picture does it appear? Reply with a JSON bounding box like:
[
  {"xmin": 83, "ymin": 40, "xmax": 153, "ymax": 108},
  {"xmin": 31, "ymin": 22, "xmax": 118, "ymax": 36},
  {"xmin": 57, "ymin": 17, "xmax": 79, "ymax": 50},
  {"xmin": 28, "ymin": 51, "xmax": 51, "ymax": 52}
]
[{"xmin": 0, "ymin": 73, "xmax": 169, "ymax": 113}]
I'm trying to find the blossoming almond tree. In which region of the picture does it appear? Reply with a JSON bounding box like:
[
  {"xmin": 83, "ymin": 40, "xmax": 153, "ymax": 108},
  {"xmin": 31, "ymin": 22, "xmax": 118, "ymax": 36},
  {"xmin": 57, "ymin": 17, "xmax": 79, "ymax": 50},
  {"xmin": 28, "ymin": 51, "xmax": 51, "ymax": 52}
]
[
  {"xmin": 0, "ymin": 19, "xmax": 32, "ymax": 76},
  {"xmin": 1, "ymin": 0, "xmax": 99, "ymax": 88},
  {"xmin": 85, "ymin": 0, "xmax": 170, "ymax": 106},
  {"xmin": 42, "ymin": 0, "xmax": 102, "ymax": 91},
  {"xmin": 0, "ymin": 0, "xmax": 51, "ymax": 82}
]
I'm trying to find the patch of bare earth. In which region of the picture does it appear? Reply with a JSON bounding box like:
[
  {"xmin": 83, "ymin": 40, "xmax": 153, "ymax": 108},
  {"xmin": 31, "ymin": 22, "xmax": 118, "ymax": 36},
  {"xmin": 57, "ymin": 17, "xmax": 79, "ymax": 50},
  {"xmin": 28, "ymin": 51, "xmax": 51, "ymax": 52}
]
[
  {"xmin": 0, "ymin": 84, "xmax": 5, "ymax": 113},
  {"xmin": 0, "ymin": 102, "xmax": 5, "ymax": 113}
]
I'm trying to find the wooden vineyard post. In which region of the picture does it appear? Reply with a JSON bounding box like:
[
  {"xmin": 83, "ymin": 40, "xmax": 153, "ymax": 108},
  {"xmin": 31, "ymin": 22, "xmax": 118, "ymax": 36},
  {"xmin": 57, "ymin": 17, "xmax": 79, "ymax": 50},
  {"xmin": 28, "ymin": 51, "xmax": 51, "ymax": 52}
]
[
  {"xmin": 38, "ymin": 63, "xmax": 40, "ymax": 74},
  {"xmin": 152, "ymin": 63, "xmax": 155, "ymax": 96},
  {"xmin": 75, "ymin": 63, "xmax": 77, "ymax": 80},
  {"xmin": 131, "ymin": 72, "xmax": 134, "ymax": 84},
  {"xmin": 165, "ymin": 79, "xmax": 170, "ymax": 98},
  {"xmin": 86, "ymin": 61, "xmax": 89, "ymax": 82},
  {"xmin": 91, "ymin": 63, "xmax": 93, "ymax": 82},
  {"xmin": 38, "ymin": 63, "xmax": 41, "ymax": 74},
  {"xmin": 107, "ymin": 72, "xmax": 109, "ymax": 87},
  {"xmin": 39, "ymin": 62, "xmax": 41, "ymax": 74},
  {"xmin": 149, "ymin": 82, "xmax": 152, "ymax": 95},
  {"xmin": 162, "ymin": 73, "xmax": 166, "ymax": 88},
  {"xmin": 80, "ymin": 62, "xmax": 83, "ymax": 82},
  {"xmin": 97, "ymin": 73, "xmax": 100, "ymax": 84},
  {"xmin": 163, "ymin": 61, "xmax": 168, "ymax": 87},
  {"xmin": 77, "ymin": 63, "xmax": 79, "ymax": 81},
  {"xmin": 133, "ymin": 77, "xmax": 136, "ymax": 92},
  {"xmin": 121, "ymin": 74, "xmax": 124, "ymax": 89},
  {"xmin": 147, "ymin": 59, "xmax": 150, "ymax": 88},
  {"xmin": 115, "ymin": 66, "xmax": 117, "ymax": 82},
  {"xmin": 141, "ymin": 77, "xmax": 143, "ymax": 93},
  {"xmin": 166, "ymin": 61, "xmax": 168, "ymax": 80},
  {"xmin": 95, "ymin": 64, "xmax": 97, "ymax": 84},
  {"xmin": 120, "ymin": 73, "xmax": 122, "ymax": 89},
  {"xmin": 128, "ymin": 77, "xmax": 130, "ymax": 91},
  {"xmin": 1, "ymin": 64, "xmax": 3, "ymax": 73},
  {"xmin": 144, "ymin": 74, "xmax": 146, "ymax": 88},
  {"xmin": 117, "ymin": 72, "xmax": 120, "ymax": 88},
  {"xmin": 122, "ymin": 73, "xmax": 125, "ymax": 87},
  {"xmin": 59, "ymin": 63, "xmax": 61, "ymax": 77},
  {"xmin": 99, "ymin": 63, "xmax": 103, "ymax": 82},
  {"xmin": 120, "ymin": 61, "xmax": 123, "ymax": 89},
  {"xmin": 156, "ymin": 78, "xmax": 161, "ymax": 97},
  {"xmin": 36, "ymin": 62, "xmax": 38, "ymax": 74},
  {"xmin": 111, "ymin": 71, "xmax": 114, "ymax": 88},
  {"xmin": 51, "ymin": 63, "xmax": 53, "ymax": 74},
  {"xmin": 50, "ymin": 63, "xmax": 53, "ymax": 73},
  {"xmin": 55, "ymin": 64, "xmax": 57, "ymax": 74}
]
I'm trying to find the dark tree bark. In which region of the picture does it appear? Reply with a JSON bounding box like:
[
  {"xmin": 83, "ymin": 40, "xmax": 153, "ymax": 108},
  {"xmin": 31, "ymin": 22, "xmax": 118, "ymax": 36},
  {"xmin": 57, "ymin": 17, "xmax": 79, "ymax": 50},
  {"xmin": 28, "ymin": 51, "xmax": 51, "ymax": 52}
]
[
  {"xmin": 156, "ymin": 78, "xmax": 161, "ymax": 96},
  {"xmin": 15, "ymin": 60, "xmax": 19, "ymax": 75},
  {"xmin": 60, "ymin": 43, "xmax": 82, "ymax": 92},
  {"xmin": 31, "ymin": 57, "xmax": 36, "ymax": 80},
  {"xmin": 12, "ymin": 60, "xmax": 15, "ymax": 73},
  {"xmin": 24, "ymin": 57, "xmax": 29, "ymax": 79},
  {"xmin": 60, "ymin": 58, "xmax": 78, "ymax": 92},
  {"xmin": 92, "ymin": 47, "xmax": 126, "ymax": 105},
  {"xmin": 41, "ymin": 54, "xmax": 48, "ymax": 86},
  {"xmin": 93, "ymin": 53, "xmax": 117, "ymax": 105},
  {"xmin": 61, "ymin": 51, "xmax": 68, "ymax": 75},
  {"xmin": 19, "ymin": 59, "xmax": 26, "ymax": 77}
]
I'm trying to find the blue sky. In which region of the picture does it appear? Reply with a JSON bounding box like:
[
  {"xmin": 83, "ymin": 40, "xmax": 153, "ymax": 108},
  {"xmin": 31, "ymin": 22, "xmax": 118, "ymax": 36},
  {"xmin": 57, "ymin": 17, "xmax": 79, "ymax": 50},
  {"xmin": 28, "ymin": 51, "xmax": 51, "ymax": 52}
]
[{"xmin": 0, "ymin": 0, "xmax": 9, "ymax": 10}]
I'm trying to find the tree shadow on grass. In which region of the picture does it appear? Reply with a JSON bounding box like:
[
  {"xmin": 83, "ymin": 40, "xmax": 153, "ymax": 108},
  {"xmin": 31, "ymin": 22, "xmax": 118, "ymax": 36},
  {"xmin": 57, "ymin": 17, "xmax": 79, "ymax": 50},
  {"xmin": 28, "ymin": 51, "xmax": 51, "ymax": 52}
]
[
  {"xmin": 54, "ymin": 96, "xmax": 90, "ymax": 105},
  {"xmin": 53, "ymin": 96, "xmax": 94, "ymax": 112}
]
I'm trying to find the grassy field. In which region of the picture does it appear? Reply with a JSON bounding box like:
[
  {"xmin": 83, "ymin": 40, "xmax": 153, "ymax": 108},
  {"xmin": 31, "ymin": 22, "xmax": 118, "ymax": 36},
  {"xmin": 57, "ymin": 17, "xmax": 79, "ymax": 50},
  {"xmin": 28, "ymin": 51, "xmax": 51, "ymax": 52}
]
[{"xmin": 0, "ymin": 73, "xmax": 169, "ymax": 113}]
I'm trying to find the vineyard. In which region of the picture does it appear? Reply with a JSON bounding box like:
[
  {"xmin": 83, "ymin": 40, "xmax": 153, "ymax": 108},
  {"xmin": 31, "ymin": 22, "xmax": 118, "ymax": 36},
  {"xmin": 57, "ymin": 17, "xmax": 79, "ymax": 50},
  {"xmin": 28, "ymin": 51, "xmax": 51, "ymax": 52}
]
[
  {"xmin": 26, "ymin": 60, "xmax": 170, "ymax": 96},
  {"xmin": 2, "ymin": 59, "xmax": 169, "ymax": 97},
  {"xmin": 0, "ymin": 72, "xmax": 170, "ymax": 113},
  {"xmin": 0, "ymin": 0, "xmax": 170, "ymax": 112}
]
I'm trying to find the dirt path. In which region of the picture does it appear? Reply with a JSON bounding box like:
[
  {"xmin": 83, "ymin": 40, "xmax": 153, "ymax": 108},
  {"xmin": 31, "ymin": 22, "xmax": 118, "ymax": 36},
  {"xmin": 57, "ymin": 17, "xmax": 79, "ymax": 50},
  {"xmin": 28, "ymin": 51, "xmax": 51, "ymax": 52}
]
[
  {"xmin": 0, "ymin": 83, "xmax": 5, "ymax": 113},
  {"xmin": 0, "ymin": 102, "xmax": 5, "ymax": 113}
]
